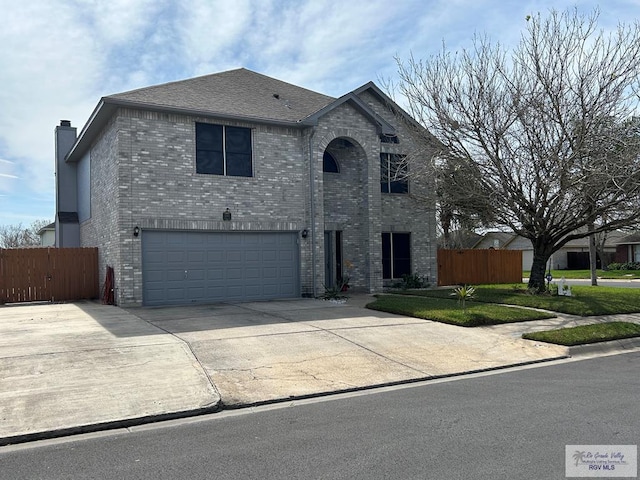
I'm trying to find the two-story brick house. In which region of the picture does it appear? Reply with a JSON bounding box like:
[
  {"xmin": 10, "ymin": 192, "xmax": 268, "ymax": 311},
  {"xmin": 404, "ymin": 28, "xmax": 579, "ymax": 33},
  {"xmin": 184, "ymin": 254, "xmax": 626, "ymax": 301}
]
[{"xmin": 55, "ymin": 68, "xmax": 436, "ymax": 306}]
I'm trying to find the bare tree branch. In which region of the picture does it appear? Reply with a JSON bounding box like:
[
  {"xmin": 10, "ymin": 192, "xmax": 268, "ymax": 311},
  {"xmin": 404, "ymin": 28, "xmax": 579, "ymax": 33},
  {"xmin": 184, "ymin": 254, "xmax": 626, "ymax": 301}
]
[{"xmin": 395, "ymin": 8, "xmax": 640, "ymax": 291}]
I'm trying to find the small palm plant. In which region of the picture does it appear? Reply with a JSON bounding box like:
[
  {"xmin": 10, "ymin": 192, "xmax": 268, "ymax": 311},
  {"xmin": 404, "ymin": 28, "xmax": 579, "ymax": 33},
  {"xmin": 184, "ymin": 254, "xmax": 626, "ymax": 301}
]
[{"xmin": 451, "ymin": 285, "xmax": 476, "ymax": 311}]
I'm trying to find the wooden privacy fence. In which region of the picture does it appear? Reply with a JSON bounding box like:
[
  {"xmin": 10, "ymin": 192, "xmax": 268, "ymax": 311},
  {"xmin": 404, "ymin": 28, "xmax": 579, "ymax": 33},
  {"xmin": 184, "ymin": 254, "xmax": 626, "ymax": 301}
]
[
  {"xmin": 437, "ymin": 249, "xmax": 523, "ymax": 286},
  {"xmin": 0, "ymin": 247, "xmax": 99, "ymax": 304}
]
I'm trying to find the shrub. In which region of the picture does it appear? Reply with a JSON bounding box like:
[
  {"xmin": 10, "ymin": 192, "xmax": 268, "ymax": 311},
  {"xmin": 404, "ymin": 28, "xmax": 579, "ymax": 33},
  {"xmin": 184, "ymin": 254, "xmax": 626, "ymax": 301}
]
[
  {"xmin": 451, "ymin": 285, "xmax": 476, "ymax": 310},
  {"xmin": 607, "ymin": 262, "xmax": 640, "ymax": 270},
  {"xmin": 392, "ymin": 273, "xmax": 428, "ymax": 290}
]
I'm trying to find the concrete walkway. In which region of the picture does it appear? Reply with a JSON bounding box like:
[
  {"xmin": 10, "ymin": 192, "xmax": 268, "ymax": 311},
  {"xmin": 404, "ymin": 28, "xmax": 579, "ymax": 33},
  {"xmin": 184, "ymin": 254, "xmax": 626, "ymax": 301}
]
[{"xmin": 1, "ymin": 294, "xmax": 636, "ymax": 445}]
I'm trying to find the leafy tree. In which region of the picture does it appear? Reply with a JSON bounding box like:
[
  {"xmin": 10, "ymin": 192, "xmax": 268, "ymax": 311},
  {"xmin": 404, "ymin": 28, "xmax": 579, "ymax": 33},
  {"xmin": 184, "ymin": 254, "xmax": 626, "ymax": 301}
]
[
  {"xmin": 396, "ymin": 8, "xmax": 640, "ymax": 292},
  {"xmin": 0, "ymin": 220, "xmax": 51, "ymax": 248}
]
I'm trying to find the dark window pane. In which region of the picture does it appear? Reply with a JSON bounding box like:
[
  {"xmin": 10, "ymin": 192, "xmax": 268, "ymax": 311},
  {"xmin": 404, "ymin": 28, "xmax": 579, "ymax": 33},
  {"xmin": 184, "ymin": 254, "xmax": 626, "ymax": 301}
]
[
  {"xmin": 382, "ymin": 233, "xmax": 391, "ymax": 279},
  {"xmin": 380, "ymin": 154, "xmax": 389, "ymax": 193},
  {"xmin": 392, "ymin": 233, "xmax": 411, "ymax": 278},
  {"xmin": 196, "ymin": 150, "xmax": 224, "ymax": 175},
  {"xmin": 226, "ymin": 126, "xmax": 252, "ymax": 154},
  {"xmin": 390, "ymin": 180, "xmax": 409, "ymax": 194},
  {"xmin": 196, "ymin": 123, "xmax": 223, "ymax": 175},
  {"xmin": 386, "ymin": 154, "xmax": 408, "ymax": 194},
  {"xmin": 323, "ymin": 151, "xmax": 339, "ymax": 173},
  {"xmin": 226, "ymin": 153, "xmax": 252, "ymax": 177},
  {"xmin": 196, "ymin": 123, "xmax": 223, "ymax": 151}
]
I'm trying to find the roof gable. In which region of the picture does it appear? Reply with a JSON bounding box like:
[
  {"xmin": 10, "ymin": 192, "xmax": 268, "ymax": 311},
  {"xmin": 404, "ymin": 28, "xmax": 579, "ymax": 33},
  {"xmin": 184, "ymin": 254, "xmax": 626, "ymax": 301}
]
[{"xmin": 301, "ymin": 90, "xmax": 395, "ymax": 135}]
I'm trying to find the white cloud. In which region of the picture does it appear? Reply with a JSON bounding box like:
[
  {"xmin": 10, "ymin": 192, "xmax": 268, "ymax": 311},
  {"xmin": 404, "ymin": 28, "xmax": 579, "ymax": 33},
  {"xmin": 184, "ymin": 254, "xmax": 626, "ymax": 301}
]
[{"xmin": 0, "ymin": 0, "xmax": 638, "ymax": 226}]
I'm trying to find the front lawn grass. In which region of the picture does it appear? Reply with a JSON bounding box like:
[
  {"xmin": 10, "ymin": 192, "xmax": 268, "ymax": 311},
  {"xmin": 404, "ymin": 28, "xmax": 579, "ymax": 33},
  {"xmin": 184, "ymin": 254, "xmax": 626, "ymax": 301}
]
[
  {"xmin": 366, "ymin": 294, "xmax": 555, "ymax": 327},
  {"xmin": 522, "ymin": 322, "xmax": 640, "ymax": 346},
  {"xmin": 523, "ymin": 269, "xmax": 640, "ymax": 279},
  {"xmin": 405, "ymin": 284, "xmax": 640, "ymax": 316}
]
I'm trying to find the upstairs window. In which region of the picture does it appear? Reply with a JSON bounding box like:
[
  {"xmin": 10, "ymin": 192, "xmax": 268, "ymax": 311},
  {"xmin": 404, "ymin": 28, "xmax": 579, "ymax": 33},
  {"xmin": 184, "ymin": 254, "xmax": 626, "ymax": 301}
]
[
  {"xmin": 380, "ymin": 134, "xmax": 399, "ymax": 144},
  {"xmin": 196, "ymin": 123, "xmax": 252, "ymax": 177},
  {"xmin": 380, "ymin": 153, "xmax": 408, "ymax": 193}
]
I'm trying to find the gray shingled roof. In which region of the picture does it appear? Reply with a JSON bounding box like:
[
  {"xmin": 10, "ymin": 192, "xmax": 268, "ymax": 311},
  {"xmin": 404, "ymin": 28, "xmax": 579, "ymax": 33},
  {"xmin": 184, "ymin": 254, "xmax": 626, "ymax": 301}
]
[
  {"xmin": 106, "ymin": 68, "xmax": 335, "ymax": 124},
  {"xmin": 617, "ymin": 232, "xmax": 640, "ymax": 244}
]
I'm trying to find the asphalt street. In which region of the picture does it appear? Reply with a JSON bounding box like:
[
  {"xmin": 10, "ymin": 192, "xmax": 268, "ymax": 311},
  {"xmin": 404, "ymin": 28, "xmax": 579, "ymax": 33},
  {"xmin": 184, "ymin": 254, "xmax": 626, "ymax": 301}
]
[{"xmin": 1, "ymin": 352, "xmax": 637, "ymax": 480}]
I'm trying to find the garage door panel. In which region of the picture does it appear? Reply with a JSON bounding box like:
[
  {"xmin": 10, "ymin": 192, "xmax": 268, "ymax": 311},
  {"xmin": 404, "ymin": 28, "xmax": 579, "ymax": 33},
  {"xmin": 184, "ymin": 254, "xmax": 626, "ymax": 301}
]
[
  {"xmin": 262, "ymin": 285, "xmax": 279, "ymax": 295},
  {"xmin": 262, "ymin": 250, "xmax": 277, "ymax": 261},
  {"xmin": 166, "ymin": 233, "xmax": 185, "ymax": 245},
  {"xmin": 226, "ymin": 285, "xmax": 244, "ymax": 297},
  {"xmin": 245, "ymin": 267, "xmax": 261, "ymax": 279},
  {"xmin": 142, "ymin": 231, "xmax": 299, "ymax": 306},
  {"xmin": 245, "ymin": 251, "xmax": 260, "ymax": 262},
  {"xmin": 166, "ymin": 269, "xmax": 185, "ymax": 281},
  {"xmin": 226, "ymin": 251, "xmax": 243, "ymax": 262},
  {"xmin": 166, "ymin": 288, "xmax": 186, "ymax": 300},
  {"xmin": 262, "ymin": 267, "xmax": 278, "ymax": 278},
  {"xmin": 166, "ymin": 251, "xmax": 186, "ymax": 263},
  {"xmin": 187, "ymin": 269, "xmax": 205, "ymax": 281},
  {"xmin": 226, "ymin": 268, "xmax": 243, "ymax": 280}
]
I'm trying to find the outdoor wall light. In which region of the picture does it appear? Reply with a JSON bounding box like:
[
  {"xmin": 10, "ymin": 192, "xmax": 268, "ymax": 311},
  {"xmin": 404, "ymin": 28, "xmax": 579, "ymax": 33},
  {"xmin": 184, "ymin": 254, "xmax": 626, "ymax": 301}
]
[
  {"xmin": 301, "ymin": 229, "xmax": 309, "ymax": 238},
  {"xmin": 133, "ymin": 226, "xmax": 140, "ymax": 237},
  {"xmin": 223, "ymin": 208, "xmax": 232, "ymax": 221}
]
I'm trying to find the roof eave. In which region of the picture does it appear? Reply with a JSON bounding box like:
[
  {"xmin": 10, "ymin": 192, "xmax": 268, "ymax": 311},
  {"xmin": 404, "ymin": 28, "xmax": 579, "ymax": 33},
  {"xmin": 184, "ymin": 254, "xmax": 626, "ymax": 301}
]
[{"xmin": 66, "ymin": 98, "xmax": 310, "ymax": 162}]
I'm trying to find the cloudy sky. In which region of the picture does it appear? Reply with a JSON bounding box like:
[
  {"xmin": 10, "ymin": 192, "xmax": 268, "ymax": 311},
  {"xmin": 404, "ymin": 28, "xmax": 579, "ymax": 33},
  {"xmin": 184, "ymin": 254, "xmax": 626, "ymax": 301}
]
[{"xmin": 0, "ymin": 0, "xmax": 637, "ymax": 227}]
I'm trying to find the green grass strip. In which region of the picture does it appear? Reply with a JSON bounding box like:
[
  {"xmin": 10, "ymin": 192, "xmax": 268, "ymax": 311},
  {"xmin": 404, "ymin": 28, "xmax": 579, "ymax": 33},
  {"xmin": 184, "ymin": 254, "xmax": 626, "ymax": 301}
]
[
  {"xmin": 522, "ymin": 322, "xmax": 640, "ymax": 346},
  {"xmin": 404, "ymin": 285, "xmax": 640, "ymax": 316},
  {"xmin": 523, "ymin": 269, "xmax": 640, "ymax": 279},
  {"xmin": 367, "ymin": 294, "xmax": 554, "ymax": 327}
]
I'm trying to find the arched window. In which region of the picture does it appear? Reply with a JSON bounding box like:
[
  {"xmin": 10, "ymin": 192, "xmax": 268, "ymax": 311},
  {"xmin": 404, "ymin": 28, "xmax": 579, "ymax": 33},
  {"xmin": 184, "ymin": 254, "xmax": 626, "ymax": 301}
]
[{"xmin": 323, "ymin": 151, "xmax": 340, "ymax": 173}]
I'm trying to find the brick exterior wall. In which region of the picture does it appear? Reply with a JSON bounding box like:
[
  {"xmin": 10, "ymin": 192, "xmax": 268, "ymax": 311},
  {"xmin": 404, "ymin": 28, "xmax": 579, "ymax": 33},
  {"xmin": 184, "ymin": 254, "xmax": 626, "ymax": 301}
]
[{"xmin": 79, "ymin": 90, "xmax": 437, "ymax": 305}]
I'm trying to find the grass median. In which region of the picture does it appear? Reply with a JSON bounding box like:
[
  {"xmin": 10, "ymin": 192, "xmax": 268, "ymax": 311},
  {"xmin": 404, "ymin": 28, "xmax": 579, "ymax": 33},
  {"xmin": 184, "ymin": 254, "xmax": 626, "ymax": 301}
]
[
  {"xmin": 523, "ymin": 269, "xmax": 640, "ymax": 279},
  {"xmin": 366, "ymin": 294, "xmax": 555, "ymax": 327},
  {"xmin": 402, "ymin": 284, "xmax": 640, "ymax": 316},
  {"xmin": 522, "ymin": 322, "xmax": 640, "ymax": 346}
]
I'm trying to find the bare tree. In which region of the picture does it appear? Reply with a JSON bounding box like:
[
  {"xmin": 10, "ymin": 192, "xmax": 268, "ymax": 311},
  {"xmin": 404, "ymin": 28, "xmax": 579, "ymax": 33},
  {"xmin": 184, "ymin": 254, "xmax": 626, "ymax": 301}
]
[
  {"xmin": 0, "ymin": 220, "xmax": 51, "ymax": 248},
  {"xmin": 396, "ymin": 8, "xmax": 640, "ymax": 292}
]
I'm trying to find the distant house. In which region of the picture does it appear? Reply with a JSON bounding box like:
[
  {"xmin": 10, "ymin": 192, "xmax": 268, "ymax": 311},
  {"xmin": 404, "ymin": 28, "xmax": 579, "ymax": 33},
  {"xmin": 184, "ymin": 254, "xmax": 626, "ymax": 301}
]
[
  {"xmin": 37, "ymin": 222, "xmax": 55, "ymax": 247},
  {"xmin": 437, "ymin": 230, "xmax": 483, "ymax": 249},
  {"xmin": 615, "ymin": 233, "xmax": 640, "ymax": 264},
  {"xmin": 54, "ymin": 68, "xmax": 437, "ymax": 306},
  {"xmin": 472, "ymin": 230, "xmax": 624, "ymax": 270}
]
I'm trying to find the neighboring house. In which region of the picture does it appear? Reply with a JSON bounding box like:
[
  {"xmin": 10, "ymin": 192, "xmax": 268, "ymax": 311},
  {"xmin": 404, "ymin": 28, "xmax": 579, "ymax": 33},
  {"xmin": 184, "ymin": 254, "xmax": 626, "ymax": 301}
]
[
  {"xmin": 436, "ymin": 230, "xmax": 483, "ymax": 249},
  {"xmin": 615, "ymin": 233, "xmax": 640, "ymax": 263},
  {"xmin": 472, "ymin": 230, "xmax": 624, "ymax": 271},
  {"xmin": 37, "ymin": 222, "xmax": 56, "ymax": 247},
  {"xmin": 54, "ymin": 68, "xmax": 437, "ymax": 306}
]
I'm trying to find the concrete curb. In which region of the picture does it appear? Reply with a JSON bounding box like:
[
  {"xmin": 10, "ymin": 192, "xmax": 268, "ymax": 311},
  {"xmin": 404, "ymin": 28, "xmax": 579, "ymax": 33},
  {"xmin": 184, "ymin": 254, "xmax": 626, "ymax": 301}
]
[
  {"xmin": 567, "ymin": 337, "xmax": 640, "ymax": 356},
  {"xmin": 0, "ymin": 356, "xmax": 570, "ymax": 447},
  {"xmin": 0, "ymin": 404, "xmax": 221, "ymax": 448}
]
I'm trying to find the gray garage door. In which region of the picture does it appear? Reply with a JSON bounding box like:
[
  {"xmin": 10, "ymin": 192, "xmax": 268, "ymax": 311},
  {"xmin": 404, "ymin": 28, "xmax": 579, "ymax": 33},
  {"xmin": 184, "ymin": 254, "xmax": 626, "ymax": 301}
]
[{"xmin": 142, "ymin": 231, "xmax": 299, "ymax": 306}]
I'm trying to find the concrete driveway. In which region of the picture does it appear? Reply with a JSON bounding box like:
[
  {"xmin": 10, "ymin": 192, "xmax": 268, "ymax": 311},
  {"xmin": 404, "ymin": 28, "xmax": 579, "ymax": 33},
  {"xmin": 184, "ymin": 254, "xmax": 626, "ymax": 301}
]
[
  {"xmin": 1, "ymin": 295, "xmax": 568, "ymax": 444},
  {"xmin": 125, "ymin": 295, "xmax": 567, "ymax": 405}
]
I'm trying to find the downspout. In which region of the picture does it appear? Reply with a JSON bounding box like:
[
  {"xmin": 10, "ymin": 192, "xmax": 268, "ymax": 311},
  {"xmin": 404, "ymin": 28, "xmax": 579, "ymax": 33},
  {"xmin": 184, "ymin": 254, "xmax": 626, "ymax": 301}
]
[{"xmin": 308, "ymin": 128, "xmax": 317, "ymax": 295}]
